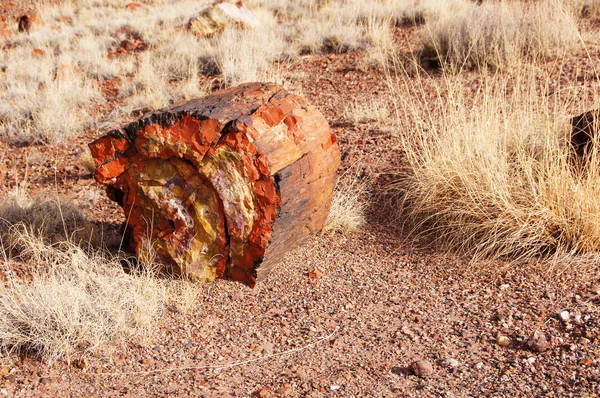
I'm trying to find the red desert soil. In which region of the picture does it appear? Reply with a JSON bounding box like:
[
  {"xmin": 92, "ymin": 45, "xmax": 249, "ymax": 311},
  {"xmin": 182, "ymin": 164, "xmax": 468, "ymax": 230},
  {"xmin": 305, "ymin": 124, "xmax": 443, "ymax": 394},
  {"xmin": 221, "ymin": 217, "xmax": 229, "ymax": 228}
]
[{"xmin": 2, "ymin": 5, "xmax": 600, "ymax": 398}]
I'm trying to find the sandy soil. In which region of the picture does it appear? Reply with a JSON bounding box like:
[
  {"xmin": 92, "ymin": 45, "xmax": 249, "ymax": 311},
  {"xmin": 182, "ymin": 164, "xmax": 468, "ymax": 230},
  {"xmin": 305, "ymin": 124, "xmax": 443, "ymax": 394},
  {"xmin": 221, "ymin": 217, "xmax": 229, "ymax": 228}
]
[{"xmin": 2, "ymin": 3, "xmax": 600, "ymax": 397}]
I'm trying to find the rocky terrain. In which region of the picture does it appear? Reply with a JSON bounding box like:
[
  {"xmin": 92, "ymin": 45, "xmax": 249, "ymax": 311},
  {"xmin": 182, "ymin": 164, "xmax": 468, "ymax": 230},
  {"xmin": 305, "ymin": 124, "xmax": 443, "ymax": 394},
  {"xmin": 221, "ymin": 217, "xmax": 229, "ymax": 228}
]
[{"xmin": 1, "ymin": 0, "xmax": 600, "ymax": 397}]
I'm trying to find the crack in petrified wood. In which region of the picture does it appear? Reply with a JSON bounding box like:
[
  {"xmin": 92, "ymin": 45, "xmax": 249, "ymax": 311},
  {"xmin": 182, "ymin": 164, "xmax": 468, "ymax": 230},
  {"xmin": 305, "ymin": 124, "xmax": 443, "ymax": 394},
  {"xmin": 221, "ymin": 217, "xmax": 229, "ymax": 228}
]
[{"xmin": 89, "ymin": 82, "xmax": 340, "ymax": 287}]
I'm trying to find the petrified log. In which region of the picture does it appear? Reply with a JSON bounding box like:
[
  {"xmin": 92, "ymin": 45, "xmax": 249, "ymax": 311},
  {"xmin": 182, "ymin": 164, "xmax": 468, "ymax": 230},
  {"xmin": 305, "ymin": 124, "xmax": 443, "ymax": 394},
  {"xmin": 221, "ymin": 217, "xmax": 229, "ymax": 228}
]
[
  {"xmin": 89, "ymin": 82, "xmax": 340, "ymax": 287},
  {"xmin": 188, "ymin": 1, "xmax": 256, "ymax": 38}
]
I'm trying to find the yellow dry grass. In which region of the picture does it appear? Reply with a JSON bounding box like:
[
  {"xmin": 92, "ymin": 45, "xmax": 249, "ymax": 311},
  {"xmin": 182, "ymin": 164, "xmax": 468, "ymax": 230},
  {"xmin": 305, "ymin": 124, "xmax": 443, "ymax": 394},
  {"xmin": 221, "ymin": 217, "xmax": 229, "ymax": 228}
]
[
  {"xmin": 421, "ymin": 0, "xmax": 581, "ymax": 71},
  {"xmin": 387, "ymin": 66, "xmax": 600, "ymax": 261},
  {"xmin": 0, "ymin": 191, "xmax": 165, "ymax": 362}
]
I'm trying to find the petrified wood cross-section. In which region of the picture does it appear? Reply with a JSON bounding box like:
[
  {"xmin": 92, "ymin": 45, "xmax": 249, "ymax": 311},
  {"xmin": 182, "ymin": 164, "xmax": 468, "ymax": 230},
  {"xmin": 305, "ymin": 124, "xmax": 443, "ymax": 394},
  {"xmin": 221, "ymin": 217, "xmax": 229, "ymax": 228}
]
[{"xmin": 89, "ymin": 83, "xmax": 340, "ymax": 287}]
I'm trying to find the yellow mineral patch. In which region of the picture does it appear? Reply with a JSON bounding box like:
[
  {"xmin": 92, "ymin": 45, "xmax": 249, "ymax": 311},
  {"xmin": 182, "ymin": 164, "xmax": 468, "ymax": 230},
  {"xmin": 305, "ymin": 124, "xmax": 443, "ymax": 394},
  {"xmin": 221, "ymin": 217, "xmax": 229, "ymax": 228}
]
[
  {"xmin": 131, "ymin": 158, "xmax": 226, "ymax": 282},
  {"xmin": 200, "ymin": 145, "xmax": 256, "ymax": 268}
]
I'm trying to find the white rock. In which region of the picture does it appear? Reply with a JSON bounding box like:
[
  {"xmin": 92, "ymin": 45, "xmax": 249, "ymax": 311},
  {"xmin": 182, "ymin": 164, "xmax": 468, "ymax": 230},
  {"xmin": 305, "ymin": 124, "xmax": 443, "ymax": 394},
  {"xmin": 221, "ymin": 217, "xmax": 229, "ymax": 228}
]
[
  {"xmin": 188, "ymin": 1, "xmax": 257, "ymax": 38},
  {"xmin": 440, "ymin": 358, "xmax": 459, "ymax": 368},
  {"xmin": 330, "ymin": 385, "xmax": 341, "ymax": 391},
  {"xmin": 559, "ymin": 311, "xmax": 570, "ymax": 321}
]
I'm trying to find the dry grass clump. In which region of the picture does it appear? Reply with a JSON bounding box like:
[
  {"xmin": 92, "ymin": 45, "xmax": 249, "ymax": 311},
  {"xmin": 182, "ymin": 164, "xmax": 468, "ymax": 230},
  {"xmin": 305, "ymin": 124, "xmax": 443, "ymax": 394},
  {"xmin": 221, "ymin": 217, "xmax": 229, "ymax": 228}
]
[
  {"xmin": 389, "ymin": 70, "xmax": 600, "ymax": 261},
  {"xmin": 572, "ymin": 0, "xmax": 600, "ymax": 18},
  {"xmin": 0, "ymin": 230, "xmax": 164, "ymax": 363},
  {"xmin": 344, "ymin": 96, "xmax": 391, "ymax": 124},
  {"xmin": 323, "ymin": 176, "xmax": 366, "ymax": 235},
  {"xmin": 0, "ymin": 48, "xmax": 103, "ymax": 144},
  {"xmin": 0, "ymin": 188, "xmax": 165, "ymax": 362},
  {"xmin": 0, "ymin": 188, "xmax": 99, "ymax": 250},
  {"xmin": 421, "ymin": 0, "xmax": 581, "ymax": 71},
  {"xmin": 0, "ymin": 0, "xmax": 478, "ymax": 145}
]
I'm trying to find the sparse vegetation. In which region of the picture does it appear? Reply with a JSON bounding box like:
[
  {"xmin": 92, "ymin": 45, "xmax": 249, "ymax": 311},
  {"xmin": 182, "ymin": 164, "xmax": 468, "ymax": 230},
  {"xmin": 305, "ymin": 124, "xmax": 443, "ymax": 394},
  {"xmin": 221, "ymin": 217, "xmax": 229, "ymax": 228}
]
[
  {"xmin": 0, "ymin": 191, "xmax": 164, "ymax": 362},
  {"xmin": 344, "ymin": 97, "xmax": 391, "ymax": 124},
  {"xmin": 0, "ymin": 232, "xmax": 164, "ymax": 363},
  {"xmin": 387, "ymin": 68, "xmax": 600, "ymax": 261},
  {"xmin": 0, "ymin": 189, "xmax": 98, "ymax": 249},
  {"xmin": 2, "ymin": 0, "xmax": 600, "ymax": 385},
  {"xmin": 323, "ymin": 177, "xmax": 366, "ymax": 235},
  {"xmin": 421, "ymin": 0, "xmax": 581, "ymax": 70}
]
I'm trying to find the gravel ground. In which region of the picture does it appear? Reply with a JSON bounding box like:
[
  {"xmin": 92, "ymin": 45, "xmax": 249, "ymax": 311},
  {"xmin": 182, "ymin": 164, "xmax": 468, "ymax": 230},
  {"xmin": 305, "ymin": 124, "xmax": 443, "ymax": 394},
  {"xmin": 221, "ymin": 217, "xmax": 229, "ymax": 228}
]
[{"xmin": 1, "ymin": 5, "xmax": 600, "ymax": 396}]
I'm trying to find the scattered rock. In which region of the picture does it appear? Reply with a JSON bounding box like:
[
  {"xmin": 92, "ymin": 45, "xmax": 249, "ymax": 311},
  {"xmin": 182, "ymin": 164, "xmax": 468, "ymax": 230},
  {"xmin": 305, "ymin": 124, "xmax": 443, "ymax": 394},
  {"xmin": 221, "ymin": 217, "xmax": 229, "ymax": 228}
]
[
  {"xmin": 559, "ymin": 311, "xmax": 570, "ymax": 322},
  {"xmin": 74, "ymin": 357, "xmax": 88, "ymax": 369},
  {"xmin": 410, "ymin": 359, "xmax": 433, "ymax": 377},
  {"xmin": 577, "ymin": 337, "xmax": 590, "ymax": 345},
  {"xmin": 17, "ymin": 13, "xmax": 42, "ymax": 33},
  {"xmin": 188, "ymin": 1, "xmax": 257, "ymax": 38},
  {"xmin": 125, "ymin": 2, "xmax": 142, "ymax": 10},
  {"xmin": 579, "ymin": 358, "xmax": 594, "ymax": 366},
  {"xmin": 474, "ymin": 362, "xmax": 484, "ymax": 370},
  {"xmin": 308, "ymin": 268, "xmax": 323, "ymax": 279},
  {"xmin": 496, "ymin": 335, "xmax": 511, "ymax": 347},
  {"xmin": 255, "ymin": 386, "xmax": 273, "ymax": 397},
  {"xmin": 526, "ymin": 330, "xmax": 552, "ymax": 352},
  {"xmin": 276, "ymin": 384, "xmax": 293, "ymax": 396},
  {"xmin": 140, "ymin": 358, "xmax": 154, "ymax": 365},
  {"xmin": 439, "ymin": 358, "xmax": 459, "ymax": 368},
  {"xmin": 0, "ymin": 23, "xmax": 10, "ymax": 40}
]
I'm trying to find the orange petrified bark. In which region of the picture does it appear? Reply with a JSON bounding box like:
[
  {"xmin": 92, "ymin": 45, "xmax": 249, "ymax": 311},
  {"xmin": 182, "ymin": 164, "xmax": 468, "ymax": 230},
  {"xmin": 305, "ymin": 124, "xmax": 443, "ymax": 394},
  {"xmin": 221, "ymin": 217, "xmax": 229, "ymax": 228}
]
[{"xmin": 89, "ymin": 82, "xmax": 340, "ymax": 287}]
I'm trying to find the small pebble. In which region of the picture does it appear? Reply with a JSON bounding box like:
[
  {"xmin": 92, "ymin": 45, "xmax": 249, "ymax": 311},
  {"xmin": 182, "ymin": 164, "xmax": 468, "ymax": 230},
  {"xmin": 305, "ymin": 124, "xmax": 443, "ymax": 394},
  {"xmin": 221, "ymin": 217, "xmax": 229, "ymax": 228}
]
[
  {"xmin": 329, "ymin": 385, "xmax": 341, "ymax": 391},
  {"xmin": 474, "ymin": 362, "xmax": 484, "ymax": 370},
  {"xmin": 559, "ymin": 311, "xmax": 570, "ymax": 322},
  {"xmin": 578, "ymin": 337, "xmax": 590, "ymax": 345},
  {"xmin": 527, "ymin": 331, "xmax": 552, "ymax": 352},
  {"xmin": 261, "ymin": 342, "xmax": 274, "ymax": 355},
  {"xmin": 496, "ymin": 335, "xmax": 511, "ymax": 347},
  {"xmin": 74, "ymin": 357, "xmax": 88, "ymax": 369},
  {"xmin": 410, "ymin": 360, "xmax": 434, "ymax": 377},
  {"xmin": 140, "ymin": 358, "xmax": 154, "ymax": 365},
  {"xmin": 295, "ymin": 368, "xmax": 308, "ymax": 380},
  {"xmin": 277, "ymin": 384, "xmax": 293, "ymax": 395},
  {"xmin": 580, "ymin": 358, "xmax": 594, "ymax": 366},
  {"xmin": 439, "ymin": 358, "xmax": 459, "ymax": 368},
  {"xmin": 526, "ymin": 357, "xmax": 536, "ymax": 365}
]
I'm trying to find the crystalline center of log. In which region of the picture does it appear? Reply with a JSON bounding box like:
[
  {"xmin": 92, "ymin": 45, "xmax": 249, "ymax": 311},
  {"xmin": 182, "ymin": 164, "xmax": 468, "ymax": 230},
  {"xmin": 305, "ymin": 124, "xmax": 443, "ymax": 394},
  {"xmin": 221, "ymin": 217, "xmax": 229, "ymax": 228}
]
[
  {"xmin": 130, "ymin": 157, "xmax": 227, "ymax": 282},
  {"xmin": 102, "ymin": 117, "xmax": 280, "ymax": 285}
]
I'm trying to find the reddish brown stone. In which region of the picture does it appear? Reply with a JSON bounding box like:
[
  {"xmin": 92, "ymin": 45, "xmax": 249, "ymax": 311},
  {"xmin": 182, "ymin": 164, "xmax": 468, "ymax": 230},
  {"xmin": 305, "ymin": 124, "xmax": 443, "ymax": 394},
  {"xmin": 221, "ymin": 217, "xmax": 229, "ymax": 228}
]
[
  {"xmin": 125, "ymin": 2, "xmax": 143, "ymax": 10},
  {"xmin": 0, "ymin": 23, "xmax": 9, "ymax": 40},
  {"xmin": 17, "ymin": 13, "xmax": 42, "ymax": 33},
  {"xmin": 89, "ymin": 83, "xmax": 340, "ymax": 287}
]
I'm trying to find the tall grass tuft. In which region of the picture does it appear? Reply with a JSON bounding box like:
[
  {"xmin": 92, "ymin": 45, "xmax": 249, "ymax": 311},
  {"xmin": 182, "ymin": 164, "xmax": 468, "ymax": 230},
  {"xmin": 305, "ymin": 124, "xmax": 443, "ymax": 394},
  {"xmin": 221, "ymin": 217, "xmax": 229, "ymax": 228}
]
[
  {"xmin": 0, "ymin": 192, "xmax": 165, "ymax": 362},
  {"xmin": 421, "ymin": 0, "xmax": 581, "ymax": 71},
  {"xmin": 388, "ymin": 68, "xmax": 600, "ymax": 261}
]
